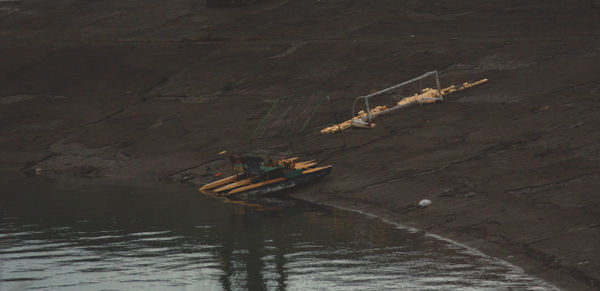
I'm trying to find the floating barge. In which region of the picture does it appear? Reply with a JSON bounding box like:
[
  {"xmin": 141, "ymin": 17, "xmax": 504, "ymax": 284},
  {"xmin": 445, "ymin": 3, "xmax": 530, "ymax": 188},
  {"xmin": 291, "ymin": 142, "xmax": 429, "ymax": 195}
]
[{"xmin": 200, "ymin": 156, "xmax": 332, "ymax": 199}]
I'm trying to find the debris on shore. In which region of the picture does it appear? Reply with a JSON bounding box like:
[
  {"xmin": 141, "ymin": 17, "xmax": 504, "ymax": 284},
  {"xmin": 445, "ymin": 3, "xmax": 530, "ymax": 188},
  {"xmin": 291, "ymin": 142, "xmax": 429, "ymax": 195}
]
[{"xmin": 321, "ymin": 78, "xmax": 488, "ymax": 134}]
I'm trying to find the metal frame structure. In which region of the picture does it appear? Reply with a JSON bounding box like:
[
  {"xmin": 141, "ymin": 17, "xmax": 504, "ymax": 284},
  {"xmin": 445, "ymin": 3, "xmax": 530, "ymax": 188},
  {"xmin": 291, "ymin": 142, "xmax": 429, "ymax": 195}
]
[{"xmin": 351, "ymin": 70, "xmax": 442, "ymax": 123}]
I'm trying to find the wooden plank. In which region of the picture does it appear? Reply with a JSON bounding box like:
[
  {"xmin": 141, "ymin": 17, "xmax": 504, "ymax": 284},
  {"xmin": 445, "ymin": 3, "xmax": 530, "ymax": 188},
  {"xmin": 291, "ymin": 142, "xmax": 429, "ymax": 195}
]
[
  {"xmin": 227, "ymin": 177, "xmax": 287, "ymax": 195},
  {"xmin": 295, "ymin": 162, "xmax": 317, "ymax": 170},
  {"xmin": 199, "ymin": 175, "xmax": 237, "ymax": 191},
  {"xmin": 302, "ymin": 165, "xmax": 332, "ymax": 174},
  {"xmin": 295, "ymin": 159, "xmax": 315, "ymax": 166},
  {"xmin": 283, "ymin": 157, "xmax": 298, "ymax": 162},
  {"xmin": 214, "ymin": 178, "xmax": 252, "ymax": 192}
]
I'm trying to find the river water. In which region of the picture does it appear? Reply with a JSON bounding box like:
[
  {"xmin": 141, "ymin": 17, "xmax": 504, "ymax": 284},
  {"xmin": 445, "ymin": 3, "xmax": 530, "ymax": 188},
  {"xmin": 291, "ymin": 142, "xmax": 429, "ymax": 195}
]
[{"xmin": 0, "ymin": 173, "xmax": 554, "ymax": 290}]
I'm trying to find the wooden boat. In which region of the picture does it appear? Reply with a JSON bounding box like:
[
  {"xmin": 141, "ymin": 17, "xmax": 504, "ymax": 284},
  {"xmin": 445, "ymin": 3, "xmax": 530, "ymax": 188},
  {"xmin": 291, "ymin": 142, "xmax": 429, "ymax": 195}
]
[{"xmin": 200, "ymin": 155, "xmax": 332, "ymax": 199}]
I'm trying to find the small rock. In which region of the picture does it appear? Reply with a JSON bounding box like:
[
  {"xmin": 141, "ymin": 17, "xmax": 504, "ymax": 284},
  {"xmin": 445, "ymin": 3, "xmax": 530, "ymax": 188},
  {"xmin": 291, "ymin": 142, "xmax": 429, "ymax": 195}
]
[
  {"xmin": 148, "ymin": 117, "xmax": 164, "ymax": 130},
  {"xmin": 418, "ymin": 199, "xmax": 432, "ymax": 208}
]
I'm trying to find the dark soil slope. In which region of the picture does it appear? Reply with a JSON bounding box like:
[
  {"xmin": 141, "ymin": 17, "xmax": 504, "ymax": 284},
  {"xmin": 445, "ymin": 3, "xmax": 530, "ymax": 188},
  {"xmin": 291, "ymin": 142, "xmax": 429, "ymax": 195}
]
[{"xmin": 1, "ymin": 0, "xmax": 599, "ymax": 288}]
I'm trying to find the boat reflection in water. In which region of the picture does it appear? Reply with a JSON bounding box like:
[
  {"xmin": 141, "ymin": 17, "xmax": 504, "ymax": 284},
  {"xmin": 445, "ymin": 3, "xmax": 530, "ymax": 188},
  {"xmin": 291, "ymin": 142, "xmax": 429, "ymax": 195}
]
[{"xmin": 0, "ymin": 173, "xmax": 554, "ymax": 290}]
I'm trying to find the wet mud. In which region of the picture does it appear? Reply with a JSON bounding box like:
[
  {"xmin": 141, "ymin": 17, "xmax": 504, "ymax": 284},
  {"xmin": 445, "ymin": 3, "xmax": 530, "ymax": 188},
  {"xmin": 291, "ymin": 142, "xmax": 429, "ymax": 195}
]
[{"xmin": 1, "ymin": 0, "xmax": 599, "ymax": 289}]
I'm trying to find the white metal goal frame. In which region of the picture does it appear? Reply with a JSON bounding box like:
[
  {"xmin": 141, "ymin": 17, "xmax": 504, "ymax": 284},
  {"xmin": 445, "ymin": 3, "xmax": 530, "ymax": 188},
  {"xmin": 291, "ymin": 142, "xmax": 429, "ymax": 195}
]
[{"xmin": 351, "ymin": 70, "xmax": 442, "ymax": 123}]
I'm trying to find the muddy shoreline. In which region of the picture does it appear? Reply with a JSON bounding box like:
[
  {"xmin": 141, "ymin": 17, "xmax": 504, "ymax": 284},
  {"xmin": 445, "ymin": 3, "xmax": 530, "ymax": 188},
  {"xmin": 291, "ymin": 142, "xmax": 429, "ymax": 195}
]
[
  {"xmin": 1, "ymin": 0, "xmax": 599, "ymax": 289},
  {"xmin": 290, "ymin": 190, "xmax": 585, "ymax": 290}
]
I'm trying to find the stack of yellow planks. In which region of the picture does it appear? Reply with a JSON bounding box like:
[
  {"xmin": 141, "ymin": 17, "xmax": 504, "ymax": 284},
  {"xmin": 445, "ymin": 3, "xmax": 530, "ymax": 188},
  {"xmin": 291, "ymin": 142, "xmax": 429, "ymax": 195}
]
[
  {"xmin": 200, "ymin": 157, "xmax": 323, "ymax": 196},
  {"xmin": 320, "ymin": 105, "xmax": 386, "ymax": 134}
]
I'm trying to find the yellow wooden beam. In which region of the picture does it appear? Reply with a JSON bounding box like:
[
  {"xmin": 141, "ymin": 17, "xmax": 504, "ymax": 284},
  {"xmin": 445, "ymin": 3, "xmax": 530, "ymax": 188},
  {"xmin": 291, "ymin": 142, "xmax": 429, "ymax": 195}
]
[{"xmin": 199, "ymin": 175, "xmax": 237, "ymax": 192}]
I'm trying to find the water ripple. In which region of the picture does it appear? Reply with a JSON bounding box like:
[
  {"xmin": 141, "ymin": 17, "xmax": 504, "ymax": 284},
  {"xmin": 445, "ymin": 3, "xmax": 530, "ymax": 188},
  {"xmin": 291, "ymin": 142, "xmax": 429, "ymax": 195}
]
[{"xmin": 0, "ymin": 174, "xmax": 556, "ymax": 290}]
